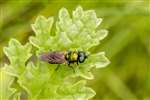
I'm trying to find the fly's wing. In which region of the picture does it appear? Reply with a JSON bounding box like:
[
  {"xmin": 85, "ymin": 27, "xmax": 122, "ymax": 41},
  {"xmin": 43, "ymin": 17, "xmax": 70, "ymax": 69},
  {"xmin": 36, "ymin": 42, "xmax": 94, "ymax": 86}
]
[{"xmin": 39, "ymin": 52, "xmax": 67, "ymax": 64}]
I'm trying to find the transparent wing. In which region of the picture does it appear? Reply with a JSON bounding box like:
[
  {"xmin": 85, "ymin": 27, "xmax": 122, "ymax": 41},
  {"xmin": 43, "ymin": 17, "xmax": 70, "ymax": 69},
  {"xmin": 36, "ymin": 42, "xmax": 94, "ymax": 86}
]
[{"xmin": 39, "ymin": 52, "xmax": 67, "ymax": 64}]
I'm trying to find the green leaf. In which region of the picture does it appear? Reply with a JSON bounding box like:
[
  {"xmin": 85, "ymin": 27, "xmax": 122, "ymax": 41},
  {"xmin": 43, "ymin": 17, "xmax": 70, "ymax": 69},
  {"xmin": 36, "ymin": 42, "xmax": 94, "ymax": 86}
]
[
  {"xmin": 17, "ymin": 62, "xmax": 50, "ymax": 99},
  {"xmin": 57, "ymin": 80, "xmax": 96, "ymax": 100},
  {"xmin": 32, "ymin": 16, "xmax": 54, "ymax": 36},
  {"xmin": 56, "ymin": 6, "xmax": 105, "ymax": 51},
  {"xmin": 30, "ymin": 6, "xmax": 108, "ymax": 52},
  {"xmin": 2, "ymin": 64, "xmax": 18, "ymax": 77},
  {"xmin": 86, "ymin": 52, "xmax": 110, "ymax": 68},
  {"xmin": 0, "ymin": 66, "xmax": 16, "ymax": 100},
  {"xmin": 40, "ymin": 80, "xmax": 96, "ymax": 100},
  {"xmin": 30, "ymin": 16, "xmax": 54, "ymax": 52},
  {"xmin": 3, "ymin": 39, "xmax": 32, "ymax": 75}
]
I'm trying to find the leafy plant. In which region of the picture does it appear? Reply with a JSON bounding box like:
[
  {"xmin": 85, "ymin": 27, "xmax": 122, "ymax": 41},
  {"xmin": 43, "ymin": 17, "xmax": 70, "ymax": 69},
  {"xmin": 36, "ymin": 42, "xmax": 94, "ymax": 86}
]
[{"xmin": 0, "ymin": 6, "xmax": 109, "ymax": 100}]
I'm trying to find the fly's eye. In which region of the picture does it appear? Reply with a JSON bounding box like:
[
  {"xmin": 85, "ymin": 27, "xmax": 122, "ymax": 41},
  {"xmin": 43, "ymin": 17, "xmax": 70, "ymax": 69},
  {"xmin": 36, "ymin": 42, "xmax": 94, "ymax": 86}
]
[
  {"xmin": 79, "ymin": 56, "xmax": 85, "ymax": 62},
  {"xmin": 78, "ymin": 52, "xmax": 86, "ymax": 63}
]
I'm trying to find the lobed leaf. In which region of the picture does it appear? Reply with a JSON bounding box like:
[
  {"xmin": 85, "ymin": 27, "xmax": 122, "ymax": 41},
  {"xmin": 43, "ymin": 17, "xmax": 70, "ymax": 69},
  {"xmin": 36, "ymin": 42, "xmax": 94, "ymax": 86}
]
[
  {"xmin": 57, "ymin": 80, "xmax": 96, "ymax": 100},
  {"xmin": 30, "ymin": 16, "xmax": 54, "ymax": 52},
  {"xmin": 18, "ymin": 62, "xmax": 50, "ymax": 99},
  {"xmin": 3, "ymin": 39, "xmax": 32, "ymax": 75}
]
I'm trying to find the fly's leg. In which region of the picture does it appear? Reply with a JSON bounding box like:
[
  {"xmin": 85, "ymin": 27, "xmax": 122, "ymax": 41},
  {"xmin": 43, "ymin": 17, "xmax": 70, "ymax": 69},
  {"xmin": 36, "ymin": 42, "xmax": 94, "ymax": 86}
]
[
  {"xmin": 68, "ymin": 63, "xmax": 75, "ymax": 73},
  {"xmin": 75, "ymin": 61, "xmax": 79, "ymax": 73},
  {"xmin": 55, "ymin": 64, "xmax": 60, "ymax": 71},
  {"xmin": 76, "ymin": 61, "xmax": 79, "ymax": 65}
]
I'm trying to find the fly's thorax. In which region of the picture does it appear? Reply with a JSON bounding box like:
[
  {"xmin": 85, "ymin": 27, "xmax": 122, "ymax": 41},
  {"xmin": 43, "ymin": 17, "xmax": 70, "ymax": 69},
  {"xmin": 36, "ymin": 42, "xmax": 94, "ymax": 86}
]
[
  {"xmin": 71, "ymin": 51, "xmax": 78, "ymax": 61},
  {"xmin": 65, "ymin": 51, "xmax": 78, "ymax": 62}
]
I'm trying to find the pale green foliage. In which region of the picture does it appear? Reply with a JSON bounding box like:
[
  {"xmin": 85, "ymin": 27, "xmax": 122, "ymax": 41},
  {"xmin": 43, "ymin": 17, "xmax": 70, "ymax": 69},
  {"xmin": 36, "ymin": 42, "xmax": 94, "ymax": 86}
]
[
  {"xmin": 3, "ymin": 39, "xmax": 32, "ymax": 75},
  {"xmin": 1, "ymin": 6, "xmax": 109, "ymax": 99},
  {"xmin": 0, "ymin": 66, "xmax": 16, "ymax": 100}
]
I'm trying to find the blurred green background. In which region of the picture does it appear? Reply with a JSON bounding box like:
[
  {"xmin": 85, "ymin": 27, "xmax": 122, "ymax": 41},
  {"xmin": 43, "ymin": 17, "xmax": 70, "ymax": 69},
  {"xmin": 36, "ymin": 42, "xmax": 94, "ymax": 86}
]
[{"xmin": 0, "ymin": 0, "xmax": 150, "ymax": 100}]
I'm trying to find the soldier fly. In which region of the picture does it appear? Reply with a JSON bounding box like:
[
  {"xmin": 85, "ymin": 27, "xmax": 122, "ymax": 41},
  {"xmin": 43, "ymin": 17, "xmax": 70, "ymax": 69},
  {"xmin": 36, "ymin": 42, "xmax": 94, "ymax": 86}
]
[{"xmin": 39, "ymin": 50, "xmax": 88, "ymax": 72}]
